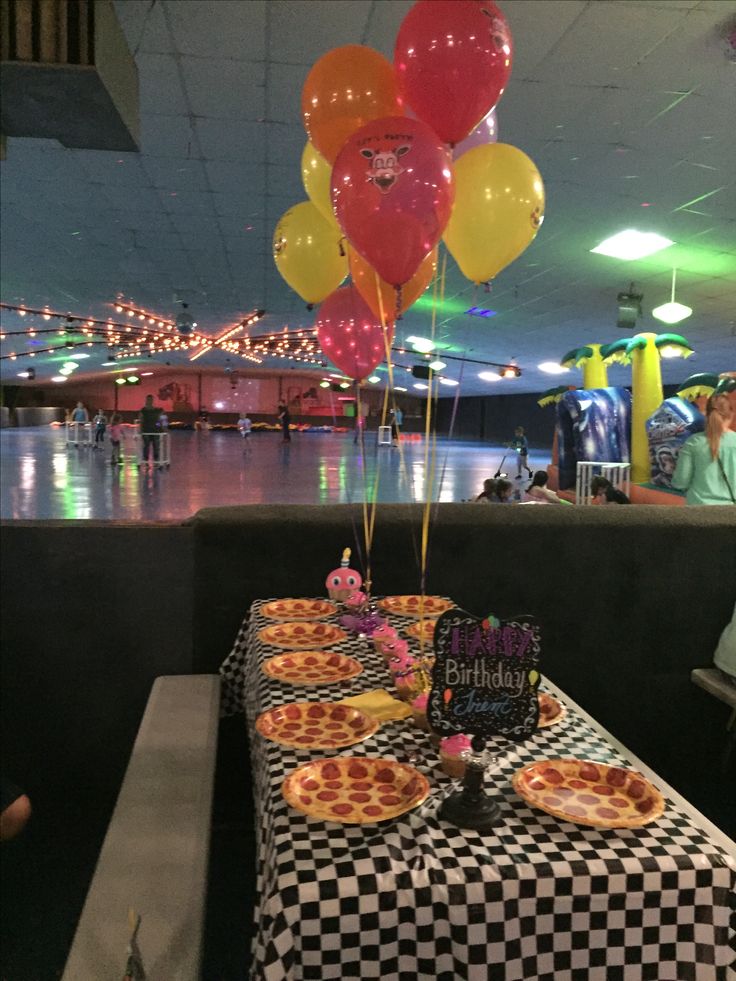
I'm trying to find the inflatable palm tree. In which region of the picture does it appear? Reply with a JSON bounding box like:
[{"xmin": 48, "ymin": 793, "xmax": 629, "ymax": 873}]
[
  {"xmin": 677, "ymin": 372, "xmax": 736, "ymax": 401},
  {"xmin": 560, "ymin": 344, "xmax": 608, "ymax": 389},
  {"xmin": 601, "ymin": 332, "xmax": 693, "ymax": 483}
]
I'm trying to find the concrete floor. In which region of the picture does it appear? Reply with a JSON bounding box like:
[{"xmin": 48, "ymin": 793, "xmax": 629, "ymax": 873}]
[{"xmin": 0, "ymin": 427, "xmax": 551, "ymax": 520}]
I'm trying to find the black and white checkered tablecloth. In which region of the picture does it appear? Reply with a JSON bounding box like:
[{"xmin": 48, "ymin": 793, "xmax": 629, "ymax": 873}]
[{"xmin": 220, "ymin": 600, "xmax": 736, "ymax": 981}]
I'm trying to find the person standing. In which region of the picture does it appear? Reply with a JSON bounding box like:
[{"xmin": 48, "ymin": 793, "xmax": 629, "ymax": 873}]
[
  {"xmin": 93, "ymin": 408, "xmax": 107, "ymax": 449},
  {"xmin": 70, "ymin": 401, "xmax": 89, "ymax": 424},
  {"xmin": 508, "ymin": 426, "xmax": 532, "ymax": 479},
  {"xmin": 278, "ymin": 401, "xmax": 291, "ymax": 443},
  {"xmin": 672, "ymin": 394, "xmax": 736, "ymax": 505},
  {"xmin": 391, "ymin": 406, "xmax": 403, "ymax": 447},
  {"xmin": 109, "ymin": 412, "xmax": 123, "ymax": 466},
  {"xmin": 137, "ymin": 395, "xmax": 162, "ymax": 466},
  {"xmin": 238, "ymin": 412, "xmax": 252, "ymax": 442}
]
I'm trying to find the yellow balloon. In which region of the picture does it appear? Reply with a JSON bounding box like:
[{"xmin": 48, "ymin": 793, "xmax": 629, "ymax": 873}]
[
  {"xmin": 301, "ymin": 142, "xmax": 337, "ymax": 227},
  {"xmin": 273, "ymin": 202, "xmax": 348, "ymax": 305},
  {"xmin": 528, "ymin": 670, "xmax": 539, "ymax": 687},
  {"xmin": 443, "ymin": 143, "xmax": 545, "ymax": 284}
]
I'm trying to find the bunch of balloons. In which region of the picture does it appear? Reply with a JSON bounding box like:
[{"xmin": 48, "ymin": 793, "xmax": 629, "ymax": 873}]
[{"xmin": 272, "ymin": 0, "xmax": 546, "ymax": 380}]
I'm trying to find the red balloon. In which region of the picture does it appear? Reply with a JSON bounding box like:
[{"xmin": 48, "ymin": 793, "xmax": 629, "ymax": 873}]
[
  {"xmin": 394, "ymin": 0, "xmax": 513, "ymax": 146},
  {"xmin": 316, "ymin": 285, "xmax": 393, "ymax": 381},
  {"xmin": 331, "ymin": 116, "xmax": 454, "ymax": 288}
]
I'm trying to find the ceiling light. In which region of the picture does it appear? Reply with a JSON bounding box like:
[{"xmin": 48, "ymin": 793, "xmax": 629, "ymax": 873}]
[
  {"xmin": 17, "ymin": 371, "xmax": 31, "ymax": 378},
  {"xmin": 59, "ymin": 368, "xmax": 73, "ymax": 376},
  {"xmin": 115, "ymin": 377, "xmax": 127, "ymax": 385},
  {"xmin": 51, "ymin": 375, "xmax": 68, "ymax": 382},
  {"xmin": 428, "ymin": 360, "xmax": 446, "ymax": 371},
  {"xmin": 62, "ymin": 361, "xmax": 79, "ymax": 370},
  {"xmin": 339, "ymin": 381, "xmax": 350, "ymax": 389},
  {"xmin": 538, "ymin": 362, "xmax": 569, "ymax": 374},
  {"xmin": 406, "ymin": 335, "xmax": 435, "ymax": 353},
  {"xmin": 501, "ymin": 365, "xmax": 521, "ymax": 379},
  {"xmin": 141, "ymin": 371, "xmax": 154, "ymax": 376},
  {"xmin": 591, "ymin": 230, "xmax": 673, "ymax": 261},
  {"xmin": 102, "ymin": 361, "xmax": 117, "ymax": 366},
  {"xmin": 367, "ymin": 376, "xmax": 380, "ymax": 384},
  {"xmin": 68, "ymin": 352, "xmax": 89, "ymax": 359},
  {"xmin": 439, "ymin": 377, "xmax": 458, "ymax": 387},
  {"xmin": 319, "ymin": 380, "xmax": 330, "ymax": 388},
  {"xmin": 478, "ymin": 370, "xmax": 501, "ymax": 382},
  {"xmin": 660, "ymin": 345, "xmax": 685, "ymax": 358},
  {"xmin": 652, "ymin": 301, "xmax": 692, "ymax": 325},
  {"xmin": 413, "ymin": 383, "xmax": 428, "ymax": 390},
  {"xmin": 394, "ymin": 386, "xmax": 407, "ymax": 392}
]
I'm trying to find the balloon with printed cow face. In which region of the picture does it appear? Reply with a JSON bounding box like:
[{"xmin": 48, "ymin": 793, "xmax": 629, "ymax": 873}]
[{"xmin": 331, "ymin": 116, "xmax": 454, "ymax": 289}]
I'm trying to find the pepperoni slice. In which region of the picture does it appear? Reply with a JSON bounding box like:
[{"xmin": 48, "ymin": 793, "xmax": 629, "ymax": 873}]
[
  {"xmin": 363, "ymin": 805, "xmax": 382, "ymax": 816},
  {"xmin": 636, "ymin": 798, "xmax": 653, "ymax": 814},
  {"xmin": 332, "ymin": 803, "xmax": 353, "ymax": 816},
  {"xmin": 542, "ymin": 768, "xmax": 563, "ymax": 785},
  {"xmin": 379, "ymin": 795, "xmax": 401, "ymax": 806},
  {"xmin": 293, "ymin": 626, "xmax": 305, "ymax": 634},
  {"xmin": 321, "ymin": 763, "xmax": 341, "ymax": 780},
  {"xmin": 556, "ymin": 787, "xmax": 574, "ymax": 798},
  {"xmin": 349, "ymin": 718, "xmax": 366, "ymax": 730},
  {"xmin": 628, "ymin": 779, "xmax": 646, "ymax": 799},
  {"xmin": 352, "ymin": 781, "xmax": 372, "ymax": 791},
  {"xmin": 578, "ymin": 794, "xmax": 599, "ymax": 805},
  {"xmin": 296, "ymin": 735, "xmax": 313, "ymax": 744},
  {"xmin": 317, "ymin": 790, "xmax": 338, "ymax": 801},
  {"xmin": 543, "ymin": 796, "xmax": 562, "ymax": 807},
  {"xmin": 606, "ymin": 767, "xmax": 627, "ymax": 787},
  {"xmin": 281, "ymin": 659, "xmax": 294, "ymax": 668},
  {"xmin": 349, "ymin": 792, "xmax": 371, "ymax": 803},
  {"xmin": 592, "ymin": 784, "xmax": 614, "ymax": 797},
  {"xmin": 299, "ymin": 795, "xmax": 312, "ymax": 805},
  {"xmin": 307, "ymin": 705, "xmax": 325, "ymax": 719},
  {"xmin": 348, "ymin": 763, "xmax": 368, "ymax": 780},
  {"xmin": 327, "ymin": 655, "xmax": 340, "ymax": 667},
  {"xmin": 302, "ymin": 778, "xmax": 319, "ymax": 791},
  {"xmin": 610, "ymin": 797, "xmax": 628, "ymax": 808},
  {"xmin": 325, "ymin": 780, "xmax": 342, "ymax": 790},
  {"xmin": 377, "ymin": 784, "xmax": 396, "ymax": 794},
  {"xmin": 283, "ymin": 722, "xmax": 301, "ymax": 731},
  {"xmin": 304, "ymin": 656, "xmax": 317, "ymax": 666},
  {"xmin": 284, "ymin": 705, "xmax": 301, "ymax": 719},
  {"xmin": 404, "ymin": 778, "xmax": 418, "ymax": 797},
  {"xmin": 376, "ymin": 767, "xmax": 395, "ymax": 783},
  {"xmin": 528, "ymin": 778, "xmax": 546, "ymax": 791},
  {"xmin": 596, "ymin": 807, "xmax": 618, "ymax": 820},
  {"xmin": 564, "ymin": 805, "xmax": 586, "ymax": 817},
  {"xmin": 324, "ymin": 722, "xmax": 342, "ymax": 731},
  {"xmin": 579, "ymin": 763, "xmax": 600, "ymax": 782},
  {"xmin": 331, "ymin": 707, "xmax": 347, "ymax": 721}
]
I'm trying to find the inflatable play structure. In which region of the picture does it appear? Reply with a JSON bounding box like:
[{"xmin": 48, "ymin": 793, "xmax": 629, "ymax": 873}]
[{"xmin": 543, "ymin": 334, "xmax": 734, "ymax": 505}]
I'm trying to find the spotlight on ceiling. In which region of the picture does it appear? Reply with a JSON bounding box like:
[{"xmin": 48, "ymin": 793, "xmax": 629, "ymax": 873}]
[
  {"xmin": 538, "ymin": 362, "xmax": 569, "ymax": 374},
  {"xmin": 176, "ymin": 303, "xmax": 194, "ymax": 336},
  {"xmin": 617, "ymin": 285, "xmax": 644, "ymax": 330},
  {"xmin": 478, "ymin": 371, "xmax": 501, "ymax": 382},
  {"xmin": 501, "ymin": 365, "xmax": 521, "ymax": 379}
]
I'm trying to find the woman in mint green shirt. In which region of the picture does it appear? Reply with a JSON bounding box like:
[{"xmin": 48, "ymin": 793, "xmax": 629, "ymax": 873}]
[{"xmin": 672, "ymin": 395, "xmax": 736, "ymax": 505}]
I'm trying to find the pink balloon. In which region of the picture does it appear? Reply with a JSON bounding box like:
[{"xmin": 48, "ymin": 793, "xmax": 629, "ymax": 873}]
[
  {"xmin": 316, "ymin": 285, "xmax": 394, "ymax": 381},
  {"xmin": 331, "ymin": 116, "xmax": 454, "ymax": 288},
  {"xmin": 452, "ymin": 108, "xmax": 498, "ymax": 160}
]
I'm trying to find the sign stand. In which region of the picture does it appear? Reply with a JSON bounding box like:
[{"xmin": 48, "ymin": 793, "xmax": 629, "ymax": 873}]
[{"xmin": 439, "ymin": 734, "xmax": 501, "ymax": 831}]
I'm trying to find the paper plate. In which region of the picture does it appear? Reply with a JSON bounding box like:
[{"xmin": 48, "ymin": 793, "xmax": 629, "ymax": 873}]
[
  {"xmin": 256, "ymin": 701, "xmax": 379, "ymax": 749},
  {"xmin": 378, "ymin": 596, "xmax": 454, "ymax": 618},
  {"xmin": 282, "ymin": 757, "xmax": 430, "ymax": 824},
  {"xmin": 512, "ymin": 759, "xmax": 665, "ymax": 829},
  {"xmin": 262, "ymin": 650, "xmax": 363, "ymax": 685},
  {"xmin": 258, "ymin": 621, "xmax": 348, "ymax": 649},
  {"xmin": 261, "ymin": 599, "xmax": 338, "ymax": 621},
  {"xmin": 404, "ymin": 619, "xmax": 438, "ymax": 642},
  {"xmin": 538, "ymin": 693, "xmax": 566, "ymax": 728}
]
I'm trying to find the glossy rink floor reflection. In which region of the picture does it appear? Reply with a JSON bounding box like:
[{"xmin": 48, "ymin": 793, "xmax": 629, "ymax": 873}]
[{"xmin": 0, "ymin": 427, "xmax": 551, "ymax": 521}]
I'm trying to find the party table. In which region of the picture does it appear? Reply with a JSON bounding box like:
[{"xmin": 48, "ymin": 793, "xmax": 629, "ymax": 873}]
[{"xmin": 220, "ymin": 599, "xmax": 736, "ymax": 981}]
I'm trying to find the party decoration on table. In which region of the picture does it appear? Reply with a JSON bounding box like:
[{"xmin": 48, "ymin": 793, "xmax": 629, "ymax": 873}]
[
  {"xmin": 394, "ymin": 0, "xmax": 512, "ymax": 146},
  {"xmin": 339, "ymin": 688, "xmax": 412, "ymax": 722},
  {"xmin": 273, "ymin": 201, "xmax": 347, "ymax": 306},
  {"xmin": 282, "ymin": 756, "xmax": 430, "ymax": 824},
  {"xmin": 325, "ymin": 548, "xmax": 363, "ymax": 601},
  {"xmin": 301, "ymin": 45, "xmax": 404, "ymax": 164},
  {"xmin": 339, "ymin": 607, "xmax": 386, "ymax": 637},
  {"xmin": 316, "ymin": 285, "xmax": 393, "ymax": 381},
  {"xmin": 443, "ymin": 143, "xmax": 545, "ymax": 284},
  {"xmin": 428, "ymin": 609, "xmax": 541, "ymax": 831},
  {"xmin": 256, "ymin": 701, "xmax": 379, "ymax": 750},
  {"xmin": 371, "ymin": 623, "xmax": 398, "ymax": 656},
  {"xmin": 512, "ymin": 759, "xmax": 665, "ymax": 829},
  {"xmin": 378, "ymin": 595, "xmax": 455, "ymax": 618},
  {"xmin": 452, "ymin": 108, "xmax": 498, "ymax": 160},
  {"xmin": 331, "ymin": 116, "xmax": 454, "ymax": 289},
  {"xmin": 258, "ymin": 621, "xmax": 348, "ymax": 650},
  {"xmin": 262, "ymin": 650, "xmax": 363, "ymax": 685},
  {"xmin": 300, "ymin": 141, "xmax": 337, "ymax": 226},
  {"xmin": 404, "ymin": 619, "xmax": 438, "ymax": 642},
  {"xmin": 348, "ymin": 245, "xmax": 438, "ymax": 321},
  {"xmin": 537, "ymin": 692, "xmax": 566, "ymax": 728},
  {"xmin": 261, "ymin": 598, "xmax": 338, "ymax": 621}
]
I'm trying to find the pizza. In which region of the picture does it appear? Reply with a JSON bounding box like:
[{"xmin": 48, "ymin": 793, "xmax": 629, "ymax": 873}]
[
  {"xmin": 262, "ymin": 650, "xmax": 363, "ymax": 685},
  {"xmin": 378, "ymin": 595, "xmax": 454, "ymax": 618},
  {"xmin": 537, "ymin": 692, "xmax": 566, "ymax": 728},
  {"xmin": 512, "ymin": 759, "xmax": 665, "ymax": 829},
  {"xmin": 256, "ymin": 702, "xmax": 378, "ymax": 749},
  {"xmin": 261, "ymin": 599, "xmax": 337, "ymax": 621},
  {"xmin": 258, "ymin": 621, "xmax": 348, "ymax": 649},
  {"xmin": 282, "ymin": 756, "xmax": 430, "ymax": 824},
  {"xmin": 404, "ymin": 619, "xmax": 438, "ymax": 642}
]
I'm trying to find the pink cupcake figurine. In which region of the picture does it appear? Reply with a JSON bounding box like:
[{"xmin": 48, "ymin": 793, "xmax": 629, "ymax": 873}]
[
  {"xmin": 394, "ymin": 670, "xmax": 418, "ymax": 701},
  {"xmin": 344, "ymin": 590, "xmax": 368, "ymax": 612},
  {"xmin": 439, "ymin": 734, "xmax": 472, "ymax": 779},
  {"xmin": 382, "ymin": 637, "xmax": 410, "ymax": 667},
  {"xmin": 325, "ymin": 548, "xmax": 362, "ymax": 602},
  {"xmin": 372, "ymin": 623, "xmax": 398, "ymax": 656},
  {"xmin": 411, "ymin": 692, "xmax": 429, "ymax": 731},
  {"xmin": 386, "ymin": 646, "xmax": 415, "ymax": 676}
]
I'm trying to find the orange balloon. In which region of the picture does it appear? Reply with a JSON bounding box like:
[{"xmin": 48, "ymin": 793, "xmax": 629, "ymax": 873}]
[
  {"xmin": 349, "ymin": 246, "xmax": 438, "ymax": 321},
  {"xmin": 302, "ymin": 45, "xmax": 404, "ymax": 164}
]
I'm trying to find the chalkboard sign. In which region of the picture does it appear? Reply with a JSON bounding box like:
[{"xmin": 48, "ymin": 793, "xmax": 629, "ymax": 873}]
[{"xmin": 427, "ymin": 609, "xmax": 541, "ymax": 742}]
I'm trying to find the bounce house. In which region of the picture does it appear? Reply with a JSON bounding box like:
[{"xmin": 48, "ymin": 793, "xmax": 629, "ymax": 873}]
[
  {"xmin": 556, "ymin": 387, "xmax": 631, "ymax": 491},
  {"xmin": 645, "ymin": 397, "xmax": 704, "ymax": 490}
]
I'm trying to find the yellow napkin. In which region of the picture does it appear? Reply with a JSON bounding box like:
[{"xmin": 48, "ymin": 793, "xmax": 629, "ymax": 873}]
[{"xmin": 339, "ymin": 688, "xmax": 412, "ymax": 722}]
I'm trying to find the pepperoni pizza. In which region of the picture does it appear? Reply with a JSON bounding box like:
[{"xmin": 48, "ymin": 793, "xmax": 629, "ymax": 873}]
[{"xmin": 256, "ymin": 702, "xmax": 378, "ymax": 750}]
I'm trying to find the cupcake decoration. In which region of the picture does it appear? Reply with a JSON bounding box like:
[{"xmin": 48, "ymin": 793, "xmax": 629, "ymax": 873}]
[{"xmin": 325, "ymin": 548, "xmax": 363, "ymax": 602}]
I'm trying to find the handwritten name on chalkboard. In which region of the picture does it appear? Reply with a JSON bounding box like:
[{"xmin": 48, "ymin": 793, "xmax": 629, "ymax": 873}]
[{"xmin": 427, "ymin": 610, "xmax": 541, "ymax": 742}]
